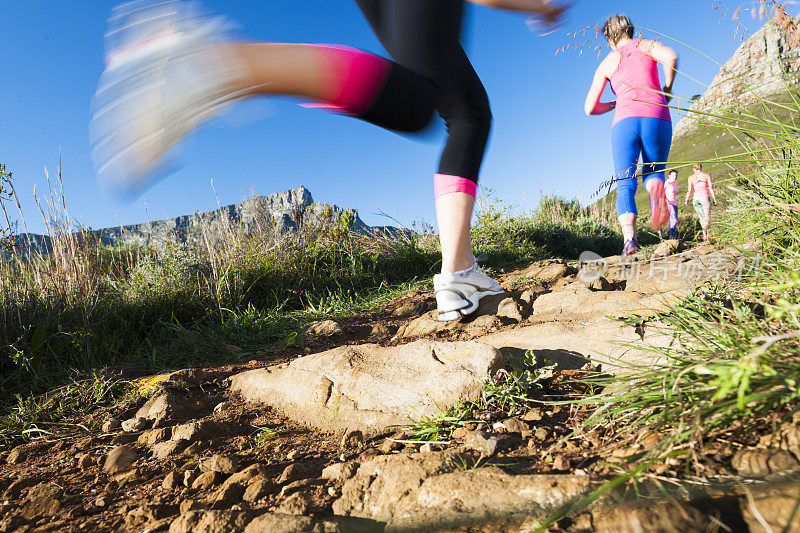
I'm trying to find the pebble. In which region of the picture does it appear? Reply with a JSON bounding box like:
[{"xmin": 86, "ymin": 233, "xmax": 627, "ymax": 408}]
[
  {"xmin": 321, "ymin": 462, "xmax": 359, "ymax": 482},
  {"xmin": 522, "ymin": 408, "xmax": 543, "ymax": 422},
  {"xmin": 341, "ymin": 429, "xmax": 364, "ymax": 449},
  {"xmin": 419, "ymin": 444, "xmax": 433, "ymax": 453},
  {"xmin": 463, "ymin": 430, "xmax": 501, "ymax": 456},
  {"xmin": 192, "ymin": 471, "xmax": 224, "ymax": 490},
  {"xmin": 286, "ymin": 450, "xmax": 299, "ymax": 461},
  {"xmin": 243, "ymin": 479, "xmax": 276, "ymax": 502},
  {"xmin": 201, "ymin": 455, "xmax": 239, "ymax": 475},
  {"xmin": 104, "ymin": 446, "xmax": 139, "ymax": 474},
  {"xmin": 277, "ymin": 463, "xmax": 311, "ymax": 484},
  {"xmin": 552, "ymin": 455, "xmax": 570, "ymax": 471},
  {"xmin": 179, "ymin": 500, "xmax": 205, "ymax": 514},
  {"xmin": 121, "ymin": 417, "xmax": 149, "ymax": 433},
  {"xmin": 213, "ymin": 402, "xmax": 229, "ymax": 414},
  {"xmin": 276, "ymin": 492, "xmax": 311, "ymax": 516},
  {"xmin": 162, "ymin": 471, "xmax": 181, "ymax": 491},
  {"xmin": 183, "ymin": 470, "xmax": 198, "ymax": 488},
  {"xmin": 102, "ymin": 419, "xmax": 122, "ymax": 433}
]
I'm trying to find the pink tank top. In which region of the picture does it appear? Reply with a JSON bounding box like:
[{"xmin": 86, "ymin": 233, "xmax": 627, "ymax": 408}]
[
  {"xmin": 609, "ymin": 39, "xmax": 671, "ymax": 125},
  {"xmin": 692, "ymin": 174, "xmax": 711, "ymax": 200},
  {"xmin": 665, "ymin": 180, "xmax": 677, "ymax": 205}
]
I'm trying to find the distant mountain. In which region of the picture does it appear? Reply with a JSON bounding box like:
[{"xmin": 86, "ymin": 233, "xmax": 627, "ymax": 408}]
[{"xmin": 11, "ymin": 187, "xmax": 403, "ymax": 256}]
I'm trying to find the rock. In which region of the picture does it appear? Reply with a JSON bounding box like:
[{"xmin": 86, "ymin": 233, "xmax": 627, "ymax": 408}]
[
  {"xmin": 280, "ymin": 479, "xmax": 325, "ymax": 498},
  {"xmin": 652, "ymin": 239, "xmax": 680, "ymax": 258},
  {"xmin": 341, "ymin": 429, "xmax": 364, "ymax": 449},
  {"xmin": 518, "ymin": 262, "xmax": 569, "ymax": 285},
  {"xmin": 501, "ymin": 417, "xmax": 529, "ymax": 434},
  {"xmin": 165, "ymin": 368, "xmax": 209, "ymax": 388},
  {"xmin": 244, "ymin": 513, "xmax": 373, "ymax": 533},
  {"xmin": 104, "ymin": 445, "xmax": 139, "ymax": 474},
  {"xmin": 230, "ymin": 340, "xmax": 503, "ymax": 435},
  {"xmin": 370, "ymin": 322, "xmax": 397, "ymax": 340},
  {"xmin": 464, "ymin": 315, "xmax": 503, "ymax": 333},
  {"xmin": 201, "ymin": 455, "xmax": 240, "ymax": 475},
  {"xmin": 151, "ymin": 439, "xmax": 190, "ymax": 460},
  {"xmin": 213, "ymin": 402, "xmax": 229, "ymax": 414},
  {"xmin": 183, "ymin": 470, "xmax": 198, "ymax": 488},
  {"xmin": 138, "ymin": 427, "xmax": 172, "ymax": 447},
  {"xmin": 222, "ymin": 464, "xmax": 268, "ymax": 489},
  {"xmin": 212, "ymin": 483, "xmax": 245, "ymax": 508},
  {"xmin": 124, "ymin": 504, "xmax": 171, "ymax": 530},
  {"xmin": 534, "ymin": 427, "xmax": 549, "ymax": 441},
  {"xmin": 732, "ymin": 448, "xmax": 800, "ymax": 477},
  {"xmin": 496, "ymin": 297, "xmax": 525, "ymax": 322},
  {"xmin": 136, "ymin": 390, "xmax": 209, "ymax": 428},
  {"xmin": 519, "ymin": 289, "xmax": 542, "ymax": 308},
  {"xmin": 21, "ymin": 482, "xmax": 63, "ymax": 519},
  {"xmin": 463, "ymin": 430, "xmax": 501, "ymax": 456},
  {"xmin": 276, "ymin": 492, "xmax": 312, "ymax": 515},
  {"xmin": 379, "ymin": 439, "xmax": 403, "ymax": 453},
  {"xmin": 169, "ymin": 510, "xmax": 249, "ymax": 533},
  {"xmin": 522, "ymin": 408, "xmax": 543, "ymax": 422},
  {"xmin": 6, "ymin": 442, "xmax": 44, "ymax": 465},
  {"xmin": 172, "ymin": 420, "xmax": 232, "ymax": 442},
  {"xmin": 307, "ymin": 319, "xmax": 344, "ymax": 337},
  {"xmin": 121, "ymin": 416, "xmax": 149, "ymax": 433},
  {"xmin": 180, "ymin": 500, "xmax": 205, "ymax": 514},
  {"xmin": 321, "ymin": 462, "xmax": 359, "ymax": 483},
  {"xmin": 552, "ymin": 455, "xmax": 571, "ymax": 471},
  {"xmin": 740, "ymin": 482, "xmax": 800, "ymax": 532},
  {"xmin": 192, "ymin": 471, "xmax": 225, "ymax": 490},
  {"xmin": 94, "ymin": 496, "xmax": 109, "ymax": 508},
  {"xmin": 585, "ymin": 276, "xmax": 613, "ymax": 291},
  {"xmin": 333, "ymin": 453, "xmax": 591, "ymax": 529},
  {"xmin": 393, "ymin": 299, "xmax": 430, "ymax": 318},
  {"xmin": 402, "ymin": 312, "xmax": 453, "ymax": 338},
  {"xmin": 102, "ymin": 419, "xmax": 123, "ymax": 433},
  {"xmin": 243, "ymin": 479, "xmax": 277, "ymax": 502},
  {"xmin": 162, "ymin": 471, "xmax": 182, "ymax": 491},
  {"xmin": 77, "ymin": 454, "xmax": 93, "ymax": 468},
  {"xmin": 451, "ymin": 427, "xmax": 469, "ymax": 440},
  {"xmin": 277, "ymin": 463, "xmax": 311, "ymax": 484},
  {"xmin": 184, "ymin": 441, "xmax": 204, "ymax": 456}
]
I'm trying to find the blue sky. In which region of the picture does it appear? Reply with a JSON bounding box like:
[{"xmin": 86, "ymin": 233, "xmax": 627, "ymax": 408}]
[{"xmin": 0, "ymin": 1, "xmax": 781, "ymax": 234}]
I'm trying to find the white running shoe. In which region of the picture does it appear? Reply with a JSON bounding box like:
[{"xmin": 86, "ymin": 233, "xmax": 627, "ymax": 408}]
[
  {"xmin": 90, "ymin": 0, "xmax": 244, "ymax": 197},
  {"xmin": 433, "ymin": 263, "xmax": 504, "ymax": 322}
]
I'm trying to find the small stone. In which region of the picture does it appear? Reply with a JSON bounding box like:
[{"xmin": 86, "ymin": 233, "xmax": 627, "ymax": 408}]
[
  {"xmin": 463, "ymin": 430, "xmax": 501, "ymax": 456},
  {"xmin": 534, "ymin": 427, "xmax": 549, "ymax": 441},
  {"xmin": 276, "ymin": 492, "xmax": 311, "ymax": 516},
  {"xmin": 321, "ymin": 462, "xmax": 359, "ymax": 482},
  {"xmin": 192, "ymin": 471, "xmax": 225, "ymax": 490},
  {"xmin": 213, "ymin": 402, "xmax": 229, "ymax": 414},
  {"xmin": 327, "ymin": 486, "xmax": 338, "ymax": 498},
  {"xmin": 151, "ymin": 439, "xmax": 189, "ymax": 460},
  {"xmin": 307, "ymin": 319, "xmax": 344, "ymax": 336},
  {"xmin": 94, "ymin": 496, "xmax": 109, "ymax": 508},
  {"xmin": 179, "ymin": 500, "xmax": 205, "ymax": 514},
  {"xmin": 451, "ymin": 427, "xmax": 469, "ymax": 440},
  {"xmin": 522, "ymin": 408, "xmax": 543, "ymax": 422},
  {"xmin": 104, "ymin": 446, "xmax": 139, "ymax": 474},
  {"xmin": 496, "ymin": 297, "xmax": 524, "ymax": 322},
  {"xmin": 586, "ymin": 277, "xmax": 613, "ymax": 291},
  {"xmin": 221, "ymin": 464, "xmax": 268, "ymax": 489},
  {"xmin": 183, "ymin": 470, "xmax": 197, "ymax": 488},
  {"xmin": 102, "ymin": 419, "xmax": 122, "ymax": 433},
  {"xmin": 502, "ymin": 417, "xmax": 530, "ymax": 434},
  {"xmin": 279, "ymin": 478, "xmax": 324, "ymax": 498},
  {"xmin": 243, "ymin": 479, "xmax": 276, "ymax": 502},
  {"xmin": 171, "ymin": 420, "xmax": 231, "ymax": 442},
  {"xmin": 211, "ymin": 483, "xmax": 245, "ymax": 509},
  {"xmin": 552, "ymin": 455, "xmax": 570, "ymax": 471},
  {"xmin": 201, "ymin": 455, "xmax": 239, "ymax": 475},
  {"xmin": 277, "ymin": 463, "xmax": 311, "ymax": 484},
  {"xmin": 341, "ymin": 429, "xmax": 364, "ymax": 449},
  {"xmin": 6, "ymin": 444, "xmax": 34, "ymax": 465},
  {"xmin": 138, "ymin": 427, "xmax": 172, "ymax": 447},
  {"xmin": 121, "ymin": 417, "xmax": 149, "ymax": 433},
  {"xmin": 162, "ymin": 471, "xmax": 181, "ymax": 491},
  {"xmin": 379, "ymin": 439, "xmax": 403, "ymax": 453},
  {"xmin": 286, "ymin": 450, "xmax": 299, "ymax": 461},
  {"xmin": 419, "ymin": 444, "xmax": 433, "ymax": 453}
]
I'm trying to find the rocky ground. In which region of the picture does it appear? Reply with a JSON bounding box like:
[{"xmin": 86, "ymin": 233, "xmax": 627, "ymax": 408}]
[{"xmin": 2, "ymin": 240, "xmax": 800, "ymax": 532}]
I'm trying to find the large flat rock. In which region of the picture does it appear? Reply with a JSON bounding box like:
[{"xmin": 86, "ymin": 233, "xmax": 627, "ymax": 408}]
[
  {"xmin": 230, "ymin": 340, "xmax": 503, "ymax": 435},
  {"xmin": 333, "ymin": 452, "xmax": 592, "ymax": 531},
  {"xmin": 480, "ymin": 317, "xmax": 674, "ymax": 373}
]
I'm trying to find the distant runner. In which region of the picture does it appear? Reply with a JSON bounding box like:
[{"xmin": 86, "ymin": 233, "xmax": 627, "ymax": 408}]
[
  {"xmin": 584, "ymin": 14, "xmax": 678, "ymax": 256},
  {"xmin": 90, "ymin": 0, "xmax": 569, "ymax": 322},
  {"xmin": 685, "ymin": 163, "xmax": 717, "ymax": 242},
  {"xmin": 666, "ymin": 169, "xmax": 679, "ymax": 239}
]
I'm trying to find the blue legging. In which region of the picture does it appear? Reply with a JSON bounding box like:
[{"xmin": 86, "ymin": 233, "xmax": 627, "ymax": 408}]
[{"xmin": 612, "ymin": 117, "xmax": 673, "ymax": 216}]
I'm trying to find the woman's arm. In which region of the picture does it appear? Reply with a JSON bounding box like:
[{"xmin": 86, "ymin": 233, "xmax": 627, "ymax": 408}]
[
  {"xmin": 685, "ymin": 176, "xmax": 694, "ymax": 204},
  {"xmin": 643, "ymin": 40, "xmax": 678, "ymax": 103},
  {"xmin": 467, "ymin": 0, "xmax": 570, "ymax": 19},
  {"xmin": 585, "ymin": 56, "xmax": 617, "ymax": 116},
  {"xmin": 707, "ymin": 174, "xmax": 717, "ymax": 205}
]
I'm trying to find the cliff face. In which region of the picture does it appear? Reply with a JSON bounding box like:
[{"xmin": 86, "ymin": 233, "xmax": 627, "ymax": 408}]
[
  {"xmin": 13, "ymin": 187, "xmax": 370, "ymax": 254},
  {"xmin": 674, "ymin": 16, "xmax": 800, "ymax": 138}
]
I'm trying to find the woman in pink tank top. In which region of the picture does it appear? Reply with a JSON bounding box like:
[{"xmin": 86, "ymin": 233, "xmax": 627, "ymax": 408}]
[
  {"xmin": 585, "ymin": 14, "xmax": 678, "ymax": 256},
  {"xmin": 685, "ymin": 163, "xmax": 717, "ymax": 242}
]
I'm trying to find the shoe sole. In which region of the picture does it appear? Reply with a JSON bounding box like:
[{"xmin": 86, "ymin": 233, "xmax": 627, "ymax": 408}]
[{"xmin": 437, "ymin": 288, "xmax": 504, "ymax": 322}]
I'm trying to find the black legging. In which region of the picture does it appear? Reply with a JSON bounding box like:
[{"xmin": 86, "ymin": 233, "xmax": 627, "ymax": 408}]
[{"xmin": 354, "ymin": 0, "xmax": 492, "ymax": 184}]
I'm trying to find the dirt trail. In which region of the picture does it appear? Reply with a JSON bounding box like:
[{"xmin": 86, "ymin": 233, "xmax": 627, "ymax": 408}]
[{"xmin": 2, "ymin": 241, "xmax": 798, "ymax": 533}]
